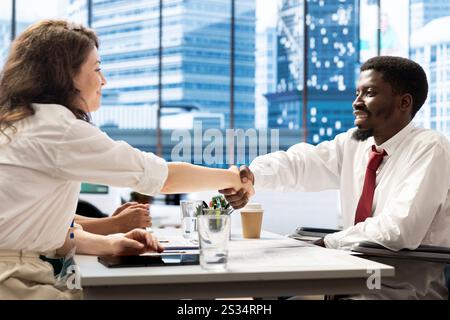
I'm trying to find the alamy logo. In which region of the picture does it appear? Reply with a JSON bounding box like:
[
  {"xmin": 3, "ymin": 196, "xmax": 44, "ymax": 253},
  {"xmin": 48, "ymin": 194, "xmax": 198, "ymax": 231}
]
[
  {"xmin": 171, "ymin": 122, "xmax": 280, "ymax": 174},
  {"xmin": 66, "ymin": 264, "xmax": 82, "ymax": 290},
  {"xmin": 366, "ymin": 269, "xmax": 381, "ymax": 290}
]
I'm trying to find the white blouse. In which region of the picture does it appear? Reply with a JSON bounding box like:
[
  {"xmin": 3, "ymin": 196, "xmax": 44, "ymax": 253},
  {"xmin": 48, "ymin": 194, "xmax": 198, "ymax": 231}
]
[{"xmin": 0, "ymin": 103, "xmax": 168, "ymax": 253}]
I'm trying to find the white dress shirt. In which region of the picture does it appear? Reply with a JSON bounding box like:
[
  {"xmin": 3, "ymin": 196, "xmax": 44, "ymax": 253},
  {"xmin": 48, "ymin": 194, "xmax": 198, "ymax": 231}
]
[
  {"xmin": 0, "ymin": 103, "xmax": 168, "ymax": 253},
  {"xmin": 250, "ymin": 122, "xmax": 450, "ymax": 299}
]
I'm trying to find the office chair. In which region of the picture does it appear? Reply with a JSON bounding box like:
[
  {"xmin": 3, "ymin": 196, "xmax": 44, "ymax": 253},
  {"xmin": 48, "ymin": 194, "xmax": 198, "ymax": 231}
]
[
  {"xmin": 445, "ymin": 264, "xmax": 450, "ymax": 292},
  {"xmin": 291, "ymin": 227, "xmax": 450, "ymax": 298},
  {"xmin": 75, "ymin": 199, "xmax": 107, "ymax": 218}
]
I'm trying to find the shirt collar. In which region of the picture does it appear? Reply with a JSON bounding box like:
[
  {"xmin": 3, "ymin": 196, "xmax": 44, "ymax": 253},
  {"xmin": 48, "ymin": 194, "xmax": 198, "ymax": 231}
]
[{"xmin": 376, "ymin": 121, "xmax": 415, "ymax": 155}]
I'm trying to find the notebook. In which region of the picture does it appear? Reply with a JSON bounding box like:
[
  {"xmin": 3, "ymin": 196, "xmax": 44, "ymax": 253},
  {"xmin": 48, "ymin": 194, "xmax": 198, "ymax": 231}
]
[{"xmin": 157, "ymin": 235, "xmax": 199, "ymax": 251}]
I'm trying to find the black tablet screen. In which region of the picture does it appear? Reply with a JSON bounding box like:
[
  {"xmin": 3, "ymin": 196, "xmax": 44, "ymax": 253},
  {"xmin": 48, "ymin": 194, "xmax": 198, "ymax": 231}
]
[{"xmin": 97, "ymin": 254, "xmax": 200, "ymax": 268}]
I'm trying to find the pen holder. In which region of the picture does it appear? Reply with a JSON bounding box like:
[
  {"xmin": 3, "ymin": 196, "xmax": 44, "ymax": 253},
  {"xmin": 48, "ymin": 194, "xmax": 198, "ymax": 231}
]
[
  {"xmin": 200, "ymin": 208, "xmax": 233, "ymax": 240},
  {"xmin": 197, "ymin": 214, "xmax": 231, "ymax": 271},
  {"xmin": 200, "ymin": 208, "xmax": 233, "ymax": 216}
]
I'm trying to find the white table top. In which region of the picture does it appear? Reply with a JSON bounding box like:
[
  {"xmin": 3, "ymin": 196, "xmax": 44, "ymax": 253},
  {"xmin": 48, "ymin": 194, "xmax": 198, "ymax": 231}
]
[{"xmin": 75, "ymin": 228, "xmax": 394, "ymax": 298}]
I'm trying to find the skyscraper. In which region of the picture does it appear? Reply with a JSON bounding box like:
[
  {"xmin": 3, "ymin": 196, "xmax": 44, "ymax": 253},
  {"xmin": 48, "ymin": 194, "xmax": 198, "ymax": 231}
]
[
  {"xmin": 0, "ymin": 20, "xmax": 11, "ymax": 68},
  {"xmin": 255, "ymin": 26, "xmax": 277, "ymax": 129},
  {"xmin": 410, "ymin": 16, "xmax": 450, "ymax": 138},
  {"xmin": 410, "ymin": 0, "xmax": 450, "ymax": 138},
  {"xmin": 69, "ymin": 0, "xmax": 255, "ymax": 130},
  {"xmin": 266, "ymin": 0, "xmax": 358, "ymax": 144},
  {"xmin": 410, "ymin": 0, "xmax": 450, "ymax": 34}
]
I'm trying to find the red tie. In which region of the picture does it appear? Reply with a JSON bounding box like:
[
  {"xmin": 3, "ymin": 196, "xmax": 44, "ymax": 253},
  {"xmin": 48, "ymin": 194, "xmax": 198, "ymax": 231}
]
[{"xmin": 354, "ymin": 145, "xmax": 387, "ymax": 224}]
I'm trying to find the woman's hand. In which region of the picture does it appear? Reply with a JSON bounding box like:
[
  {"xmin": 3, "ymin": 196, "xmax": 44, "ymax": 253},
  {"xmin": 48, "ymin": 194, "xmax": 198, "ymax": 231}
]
[
  {"xmin": 109, "ymin": 229, "xmax": 164, "ymax": 256},
  {"xmin": 221, "ymin": 165, "xmax": 255, "ymax": 209},
  {"xmin": 111, "ymin": 202, "xmax": 152, "ymax": 233},
  {"xmin": 228, "ymin": 165, "xmax": 255, "ymax": 198}
]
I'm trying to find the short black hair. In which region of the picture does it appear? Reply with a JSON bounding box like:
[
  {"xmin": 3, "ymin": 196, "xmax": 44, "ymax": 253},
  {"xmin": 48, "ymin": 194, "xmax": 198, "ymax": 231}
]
[{"xmin": 360, "ymin": 56, "xmax": 428, "ymax": 118}]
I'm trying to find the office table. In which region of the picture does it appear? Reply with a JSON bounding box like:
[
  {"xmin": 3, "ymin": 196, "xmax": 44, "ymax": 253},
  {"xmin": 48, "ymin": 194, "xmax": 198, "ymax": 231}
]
[{"xmin": 76, "ymin": 229, "xmax": 395, "ymax": 299}]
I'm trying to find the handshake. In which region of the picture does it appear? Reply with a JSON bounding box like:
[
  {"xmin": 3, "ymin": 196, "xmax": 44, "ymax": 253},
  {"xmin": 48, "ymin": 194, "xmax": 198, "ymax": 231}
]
[{"xmin": 221, "ymin": 165, "xmax": 255, "ymax": 209}]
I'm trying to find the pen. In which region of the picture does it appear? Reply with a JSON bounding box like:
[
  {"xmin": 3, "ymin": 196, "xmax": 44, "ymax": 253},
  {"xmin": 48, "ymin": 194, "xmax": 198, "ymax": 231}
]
[
  {"xmin": 163, "ymin": 251, "xmax": 187, "ymax": 254},
  {"xmin": 161, "ymin": 246, "xmax": 198, "ymax": 250}
]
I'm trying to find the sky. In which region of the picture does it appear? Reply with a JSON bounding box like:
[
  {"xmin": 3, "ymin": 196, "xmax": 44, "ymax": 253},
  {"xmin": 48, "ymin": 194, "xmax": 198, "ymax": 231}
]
[{"xmin": 0, "ymin": 0, "xmax": 69, "ymax": 20}]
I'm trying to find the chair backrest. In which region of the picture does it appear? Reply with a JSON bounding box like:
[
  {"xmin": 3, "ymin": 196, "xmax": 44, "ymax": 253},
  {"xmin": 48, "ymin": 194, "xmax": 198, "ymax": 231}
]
[
  {"xmin": 445, "ymin": 264, "xmax": 450, "ymax": 296},
  {"xmin": 76, "ymin": 199, "xmax": 107, "ymax": 218}
]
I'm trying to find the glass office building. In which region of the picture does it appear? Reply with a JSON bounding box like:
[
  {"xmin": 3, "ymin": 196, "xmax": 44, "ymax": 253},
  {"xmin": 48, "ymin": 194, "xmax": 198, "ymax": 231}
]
[
  {"xmin": 0, "ymin": 20, "xmax": 11, "ymax": 68},
  {"xmin": 411, "ymin": 16, "xmax": 450, "ymax": 138},
  {"xmin": 410, "ymin": 0, "xmax": 450, "ymax": 34},
  {"xmin": 266, "ymin": 0, "xmax": 357, "ymax": 144},
  {"xmin": 255, "ymin": 26, "xmax": 277, "ymax": 129},
  {"xmin": 410, "ymin": 0, "xmax": 450, "ymax": 139},
  {"xmin": 69, "ymin": 0, "xmax": 255, "ymax": 130}
]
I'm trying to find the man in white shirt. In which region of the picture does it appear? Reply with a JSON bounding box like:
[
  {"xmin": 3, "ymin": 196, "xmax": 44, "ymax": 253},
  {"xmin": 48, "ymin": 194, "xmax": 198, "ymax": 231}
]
[{"xmin": 220, "ymin": 56, "xmax": 450, "ymax": 299}]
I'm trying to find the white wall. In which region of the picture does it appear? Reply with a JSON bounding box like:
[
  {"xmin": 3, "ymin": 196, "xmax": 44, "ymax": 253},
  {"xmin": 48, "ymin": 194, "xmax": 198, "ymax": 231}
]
[{"xmin": 189, "ymin": 190, "xmax": 341, "ymax": 236}]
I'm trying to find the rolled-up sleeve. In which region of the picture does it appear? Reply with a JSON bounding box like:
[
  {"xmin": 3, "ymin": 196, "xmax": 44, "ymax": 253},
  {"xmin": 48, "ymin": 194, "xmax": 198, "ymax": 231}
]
[
  {"xmin": 250, "ymin": 132, "xmax": 347, "ymax": 192},
  {"xmin": 53, "ymin": 119, "xmax": 168, "ymax": 195}
]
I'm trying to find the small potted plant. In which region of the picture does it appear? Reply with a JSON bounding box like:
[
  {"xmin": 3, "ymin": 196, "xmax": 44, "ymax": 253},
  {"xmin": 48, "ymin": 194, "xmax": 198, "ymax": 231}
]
[
  {"xmin": 195, "ymin": 195, "xmax": 233, "ymax": 234},
  {"xmin": 195, "ymin": 195, "xmax": 233, "ymax": 216}
]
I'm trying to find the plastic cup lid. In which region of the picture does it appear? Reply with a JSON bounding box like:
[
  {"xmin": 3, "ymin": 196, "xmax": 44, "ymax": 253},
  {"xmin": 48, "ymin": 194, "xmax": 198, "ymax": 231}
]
[{"xmin": 241, "ymin": 203, "xmax": 263, "ymax": 212}]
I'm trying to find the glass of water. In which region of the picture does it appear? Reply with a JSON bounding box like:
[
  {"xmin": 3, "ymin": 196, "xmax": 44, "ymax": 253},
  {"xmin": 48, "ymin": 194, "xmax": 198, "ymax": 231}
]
[
  {"xmin": 180, "ymin": 200, "xmax": 203, "ymax": 240},
  {"xmin": 197, "ymin": 213, "xmax": 231, "ymax": 271}
]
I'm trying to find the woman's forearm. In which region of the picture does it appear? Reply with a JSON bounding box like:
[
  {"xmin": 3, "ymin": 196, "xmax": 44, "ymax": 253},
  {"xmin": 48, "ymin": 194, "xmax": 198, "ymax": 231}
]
[
  {"xmin": 59, "ymin": 228, "xmax": 162, "ymax": 257},
  {"xmin": 161, "ymin": 163, "xmax": 242, "ymax": 194},
  {"xmin": 73, "ymin": 228, "xmax": 116, "ymax": 255},
  {"xmin": 75, "ymin": 215, "xmax": 118, "ymax": 235}
]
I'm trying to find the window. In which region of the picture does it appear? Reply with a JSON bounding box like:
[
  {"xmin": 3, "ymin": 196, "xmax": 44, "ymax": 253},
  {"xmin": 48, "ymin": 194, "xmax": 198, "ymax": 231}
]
[
  {"xmin": 380, "ymin": 0, "xmax": 409, "ymax": 57},
  {"xmin": 0, "ymin": 0, "xmax": 12, "ymax": 69},
  {"xmin": 15, "ymin": 0, "xmax": 71, "ymax": 36},
  {"xmin": 2, "ymin": 0, "xmax": 449, "ymax": 234}
]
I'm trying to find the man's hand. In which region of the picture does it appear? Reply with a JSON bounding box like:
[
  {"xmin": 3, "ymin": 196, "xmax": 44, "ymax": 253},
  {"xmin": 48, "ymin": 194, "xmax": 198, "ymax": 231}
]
[
  {"xmin": 110, "ymin": 229, "xmax": 164, "ymax": 256},
  {"xmin": 112, "ymin": 202, "xmax": 152, "ymax": 233},
  {"xmin": 219, "ymin": 165, "xmax": 255, "ymax": 209}
]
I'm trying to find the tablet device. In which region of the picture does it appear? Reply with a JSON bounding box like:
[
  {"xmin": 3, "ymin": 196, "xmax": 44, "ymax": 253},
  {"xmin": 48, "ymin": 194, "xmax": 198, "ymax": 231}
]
[{"xmin": 97, "ymin": 254, "xmax": 200, "ymax": 268}]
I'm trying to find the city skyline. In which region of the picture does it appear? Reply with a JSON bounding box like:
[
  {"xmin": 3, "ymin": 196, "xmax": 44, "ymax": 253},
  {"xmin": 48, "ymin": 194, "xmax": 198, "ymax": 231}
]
[
  {"xmin": 80, "ymin": 0, "xmax": 256, "ymax": 130},
  {"xmin": 1, "ymin": 0, "xmax": 449, "ymax": 143},
  {"xmin": 265, "ymin": 0, "xmax": 358, "ymax": 144}
]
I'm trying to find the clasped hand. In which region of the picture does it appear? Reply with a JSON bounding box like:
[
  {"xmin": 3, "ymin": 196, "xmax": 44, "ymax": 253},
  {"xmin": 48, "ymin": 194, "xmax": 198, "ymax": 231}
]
[
  {"xmin": 222, "ymin": 165, "xmax": 255, "ymax": 209},
  {"xmin": 111, "ymin": 202, "xmax": 152, "ymax": 233}
]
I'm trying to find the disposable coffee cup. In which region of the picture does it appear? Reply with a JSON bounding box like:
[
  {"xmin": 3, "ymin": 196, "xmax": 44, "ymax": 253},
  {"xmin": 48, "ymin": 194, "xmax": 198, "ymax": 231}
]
[{"xmin": 240, "ymin": 203, "xmax": 263, "ymax": 239}]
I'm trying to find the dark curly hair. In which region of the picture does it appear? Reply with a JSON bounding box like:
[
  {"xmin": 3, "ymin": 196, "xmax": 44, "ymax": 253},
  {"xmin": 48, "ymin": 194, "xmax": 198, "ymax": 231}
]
[
  {"xmin": 0, "ymin": 19, "xmax": 99, "ymax": 138},
  {"xmin": 360, "ymin": 56, "xmax": 428, "ymax": 118}
]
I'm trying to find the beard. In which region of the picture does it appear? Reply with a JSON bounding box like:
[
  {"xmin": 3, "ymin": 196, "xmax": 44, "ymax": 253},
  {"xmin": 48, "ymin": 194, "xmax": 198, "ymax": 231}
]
[{"xmin": 352, "ymin": 127, "xmax": 374, "ymax": 141}]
